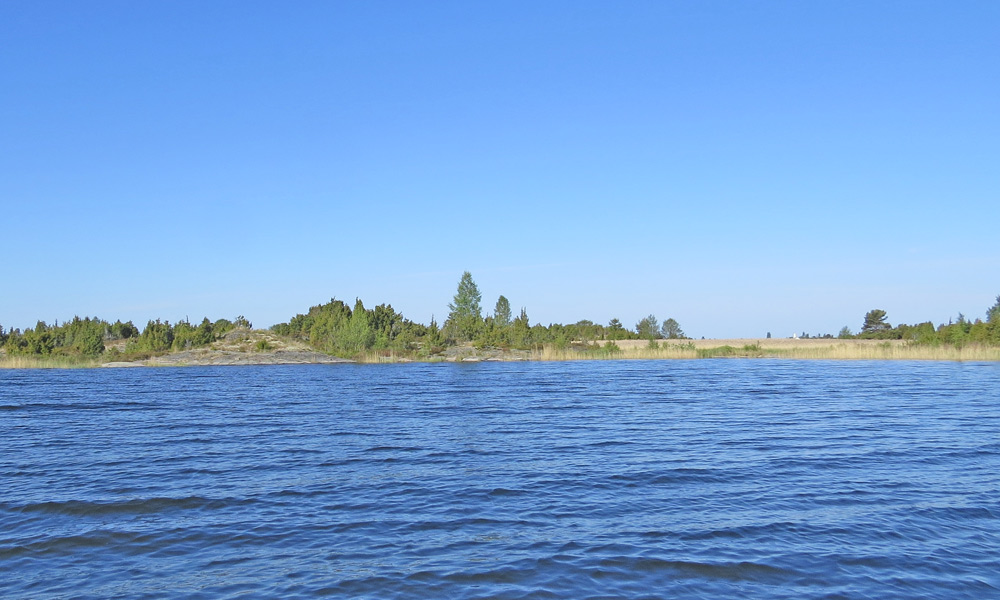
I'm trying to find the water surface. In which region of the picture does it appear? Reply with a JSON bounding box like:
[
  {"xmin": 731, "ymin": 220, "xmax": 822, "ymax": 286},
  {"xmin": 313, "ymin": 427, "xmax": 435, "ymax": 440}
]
[{"xmin": 2, "ymin": 360, "xmax": 998, "ymax": 598}]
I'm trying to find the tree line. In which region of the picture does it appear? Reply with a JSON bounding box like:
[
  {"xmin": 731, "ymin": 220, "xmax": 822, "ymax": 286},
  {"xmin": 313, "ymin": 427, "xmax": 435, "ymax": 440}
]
[
  {"xmin": 5, "ymin": 272, "xmax": 998, "ymax": 361},
  {"xmin": 839, "ymin": 297, "xmax": 1000, "ymax": 345},
  {"xmin": 441, "ymin": 271, "xmax": 686, "ymax": 345},
  {"xmin": 0, "ymin": 316, "xmax": 251, "ymax": 359},
  {"xmin": 265, "ymin": 272, "xmax": 689, "ymax": 357}
]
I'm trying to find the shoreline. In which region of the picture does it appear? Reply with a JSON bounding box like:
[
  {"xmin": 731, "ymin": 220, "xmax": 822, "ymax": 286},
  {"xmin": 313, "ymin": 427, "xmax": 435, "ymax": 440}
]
[{"xmin": 3, "ymin": 338, "xmax": 1000, "ymax": 368}]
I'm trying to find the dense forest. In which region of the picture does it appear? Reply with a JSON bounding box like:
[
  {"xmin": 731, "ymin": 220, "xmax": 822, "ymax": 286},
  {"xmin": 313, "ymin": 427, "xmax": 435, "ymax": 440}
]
[{"xmin": 2, "ymin": 272, "xmax": 999, "ymax": 361}]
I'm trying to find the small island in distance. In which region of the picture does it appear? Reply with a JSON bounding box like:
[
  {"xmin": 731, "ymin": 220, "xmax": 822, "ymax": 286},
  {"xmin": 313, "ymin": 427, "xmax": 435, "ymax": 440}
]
[{"xmin": 3, "ymin": 273, "xmax": 1000, "ymax": 368}]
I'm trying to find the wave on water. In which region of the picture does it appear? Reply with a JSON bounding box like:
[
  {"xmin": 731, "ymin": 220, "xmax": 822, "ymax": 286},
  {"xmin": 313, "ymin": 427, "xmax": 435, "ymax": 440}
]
[{"xmin": 1, "ymin": 361, "xmax": 999, "ymax": 599}]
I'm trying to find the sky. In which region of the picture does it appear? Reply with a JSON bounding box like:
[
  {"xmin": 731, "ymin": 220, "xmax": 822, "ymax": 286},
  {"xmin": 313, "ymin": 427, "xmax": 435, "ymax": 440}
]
[{"xmin": 2, "ymin": 1, "xmax": 998, "ymax": 338}]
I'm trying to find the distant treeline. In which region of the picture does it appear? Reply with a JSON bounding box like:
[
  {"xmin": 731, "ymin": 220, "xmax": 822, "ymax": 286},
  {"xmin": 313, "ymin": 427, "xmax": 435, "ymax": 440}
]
[
  {"xmin": 3, "ymin": 273, "xmax": 998, "ymax": 361},
  {"xmin": 269, "ymin": 272, "xmax": 687, "ymax": 358},
  {"xmin": 836, "ymin": 300, "xmax": 1000, "ymax": 346},
  {"xmin": 0, "ymin": 316, "xmax": 252, "ymax": 360}
]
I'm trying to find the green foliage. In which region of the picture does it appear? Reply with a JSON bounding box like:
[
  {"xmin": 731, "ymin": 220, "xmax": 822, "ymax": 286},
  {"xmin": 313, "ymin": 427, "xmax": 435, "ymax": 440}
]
[
  {"xmin": 74, "ymin": 326, "xmax": 105, "ymax": 357},
  {"xmin": 134, "ymin": 319, "xmax": 174, "ymax": 353},
  {"xmin": 852, "ymin": 296, "xmax": 1000, "ymax": 348},
  {"xmin": 636, "ymin": 314, "xmax": 661, "ymax": 340},
  {"xmin": 109, "ymin": 320, "xmax": 139, "ymax": 340},
  {"xmin": 494, "ymin": 295, "xmax": 512, "ymax": 328},
  {"xmin": 172, "ymin": 319, "xmax": 195, "ymax": 350},
  {"xmin": 445, "ymin": 272, "xmax": 483, "ymax": 342},
  {"xmin": 475, "ymin": 316, "xmax": 505, "ymax": 349},
  {"xmin": 606, "ymin": 318, "xmax": 630, "ymax": 340},
  {"xmin": 169, "ymin": 317, "xmax": 216, "ymax": 351},
  {"xmin": 696, "ymin": 344, "xmax": 763, "ymax": 358},
  {"xmin": 838, "ymin": 326, "xmax": 853, "ymax": 339},
  {"xmin": 195, "ymin": 318, "xmax": 215, "ymax": 346},
  {"xmin": 660, "ymin": 318, "xmax": 684, "ymax": 339},
  {"xmin": 860, "ymin": 309, "xmax": 893, "ymax": 339},
  {"xmin": 421, "ymin": 317, "xmax": 445, "ymax": 355},
  {"xmin": 987, "ymin": 296, "xmax": 1000, "ymax": 324},
  {"xmin": 343, "ymin": 299, "xmax": 376, "ymax": 352},
  {"xmin": 271, "ymin": 296, "xmax": 422, "ymax": 357},
  {"xmin": 370, "ymin": 303, "xmax": 405, "ymax": 348},
  {"xmin": 213, "ymin": 318, "xmax": 235, "ymax": 337},
  {"xmin": 9, "ymin": 287, "xmax": 1000, "ymax": 365},
  {"xmin": 570, "ymin": 320, "xmax": 604, "ymax": 344},
  {"xmin": 584, "ymin": 341, "xmax": 621, "ymax": 357},
  {"xmin": 3, "ymin": 317, "xmax": 107, "ymax": 357},
  {"xmin": 511, "ymin": 307, "xmax": 532, "ymax": 348}
]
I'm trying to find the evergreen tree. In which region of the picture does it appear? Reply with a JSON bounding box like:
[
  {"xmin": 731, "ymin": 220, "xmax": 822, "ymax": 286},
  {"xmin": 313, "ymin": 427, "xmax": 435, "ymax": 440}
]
[
  {"xmin": 194, "ymin": 318, "xmax": 215, "ymax": 346},
  {"xmin": 138, "ymin": 320, "xmax": 174, "ymax": 352},
  {"xmin": 445, "ymin": 271, "xmax": 483, "ymax": 341},
  {"xmin": 860, "ymin": 309, "xmax": 892, "ymax": 338},
  {"xmin": 607, "ymin": 318, "xmax": 628, "ymax": 340},
  {"xmin": 987, "ymin": 295, "xmax": 1000, "ymax": 323},
  {"xmin": 512, "ymin": 307, "xmax": 531, "ymax": 348},
  {"xmin": 343, "ymin": 299, "xmax": 375, "ymax": 352},
  {"xmin": 424, "ymin": 316, "xmax": 444, "ymax": 351},
  {"xmin": 76, "ymin": 327, "xmax": 105, "ymax": 356}
]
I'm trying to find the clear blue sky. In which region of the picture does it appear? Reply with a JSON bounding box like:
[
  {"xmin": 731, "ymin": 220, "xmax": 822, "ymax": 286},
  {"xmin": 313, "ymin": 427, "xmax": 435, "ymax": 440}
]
[{"xmin": 3, "ymin": 1, "xmax": 998, "ymax": 338}]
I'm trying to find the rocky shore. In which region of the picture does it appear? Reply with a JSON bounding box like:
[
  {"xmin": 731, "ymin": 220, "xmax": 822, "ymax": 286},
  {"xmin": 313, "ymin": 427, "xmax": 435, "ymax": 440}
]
[{"xmin": 99, "ymin": 330, "xmax": 352, "ymax": 367}]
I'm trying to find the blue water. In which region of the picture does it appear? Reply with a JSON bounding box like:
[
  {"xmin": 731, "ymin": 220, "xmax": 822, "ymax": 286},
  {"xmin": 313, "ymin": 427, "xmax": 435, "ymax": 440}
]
[{"xmin": 1, "ymin": 360, "xmax": 999, "ymax": 599}]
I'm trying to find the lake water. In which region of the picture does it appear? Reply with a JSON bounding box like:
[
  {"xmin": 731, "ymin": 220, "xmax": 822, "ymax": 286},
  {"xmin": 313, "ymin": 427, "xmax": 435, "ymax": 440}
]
[{"xmin": 2, "ymin": 360, "xmax": 998, "ymax": 599}]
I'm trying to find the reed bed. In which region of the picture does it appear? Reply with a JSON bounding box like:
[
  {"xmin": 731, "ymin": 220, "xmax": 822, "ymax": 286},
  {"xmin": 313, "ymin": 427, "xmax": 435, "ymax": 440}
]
[
  {"xmin": 0, "ymin": 355, "xmax": 101, "ymax": 369},
  {"xmin": 4, "ymin": 339, "xmax": 998, "ymax": 368},
  {"xmin": 353, "ymin": 350, "xmax": 414, "ymax": 364},
  {"xmin": 534, "ymin": 343, "xmax": 698, "ymax": 361},
  {"xmin": 775, "ymin": 342, "xmax": 1000, "ymax": 361},
  {"xmin": 532, "ymin": 340, "xmax": 1000, "ymax": 362}
]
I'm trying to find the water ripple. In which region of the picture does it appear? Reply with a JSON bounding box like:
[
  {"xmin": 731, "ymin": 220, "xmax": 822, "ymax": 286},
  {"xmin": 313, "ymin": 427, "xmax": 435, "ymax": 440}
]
[{"xmin": 1, "ymin": 361, "xmax": 999, "ymax": 599}]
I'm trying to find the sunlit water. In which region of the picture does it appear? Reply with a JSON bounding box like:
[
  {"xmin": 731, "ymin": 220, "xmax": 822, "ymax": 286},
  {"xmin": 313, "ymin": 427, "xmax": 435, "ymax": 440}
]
[{"xmin": 2, "ymin": 360, "xmax": 998, "ymax": 599}]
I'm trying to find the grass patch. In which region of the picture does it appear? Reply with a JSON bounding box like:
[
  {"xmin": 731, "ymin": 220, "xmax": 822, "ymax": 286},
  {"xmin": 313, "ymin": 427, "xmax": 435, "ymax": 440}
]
[
  {"xmin": 696, "ymin": 343, "xmax": 765, "ymax": 358},
  {"xmin": 0, "ymin": 355, "xmax": 102, "ymax": 369},
  {"xmin": 532, "ymin": 340, "xmax": 1000, "ymax": 362}
]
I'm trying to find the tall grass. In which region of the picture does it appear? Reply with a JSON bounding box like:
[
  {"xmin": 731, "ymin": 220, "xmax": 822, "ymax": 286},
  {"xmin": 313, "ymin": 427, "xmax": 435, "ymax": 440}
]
[
  {"xmin": 534, "ymin": 342, "xmax": 700, "ymax": 361},
  {"xmin": 5, "ymin": 340, "xmax": 999, "ymax": 367},
  {"xmin": 777, "ymin": 342, "xmax": 1000, "ymax": 361},
  {"xmin": 353, "ymin": 349, "xmax": 412, "ymax": 363},
  {"xmin": 0, "ymin": 355, "xmax": 102, "ymax": 369},
  {"xmin": 531, "ymin": 341, "xmax": 1000, "ymax": 362}
]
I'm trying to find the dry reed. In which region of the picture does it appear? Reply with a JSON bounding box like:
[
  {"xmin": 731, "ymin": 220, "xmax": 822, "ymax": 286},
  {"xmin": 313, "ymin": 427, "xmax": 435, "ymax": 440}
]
[
  {"xmin": 532, "ymin": 340, "xmax": 1000, "ymax": 362},
  {"xmin": 3, "ymin": 339, "xmax": 998, "ymax": 368},
  {"xmin": 0, "ymin": 355, "xmax": 101, "ymax": 369}
]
